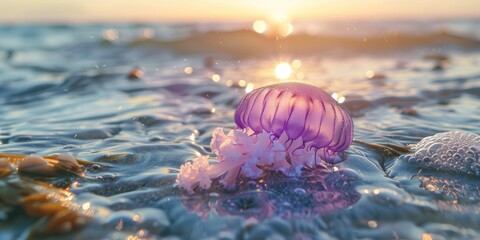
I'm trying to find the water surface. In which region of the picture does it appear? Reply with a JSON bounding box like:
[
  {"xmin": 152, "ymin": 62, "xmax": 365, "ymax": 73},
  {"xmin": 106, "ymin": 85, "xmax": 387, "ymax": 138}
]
[{"xmin": 0, "ymin": 20, "xmax": 479, "ymax": 239}]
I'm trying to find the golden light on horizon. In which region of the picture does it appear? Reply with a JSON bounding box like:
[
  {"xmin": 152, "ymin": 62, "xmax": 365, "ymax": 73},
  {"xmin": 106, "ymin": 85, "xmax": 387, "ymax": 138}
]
[
  {"xmin": 278, "ymin": 23, "xmax": 294, "ymax": 37},
  {"xmin": 271, "ymin": 11, "xmax": 289, "ymax": 23},
  {"xmin": 1, "ymin": 1, "xmax": 478, "ymax": 23},
  {"xmin": 275, "ymin": 63, "xmax": 292, "ymax": 79},
  {"xmin": 253, "ymin": 20, "xmax": 268, "ymax": 34}
]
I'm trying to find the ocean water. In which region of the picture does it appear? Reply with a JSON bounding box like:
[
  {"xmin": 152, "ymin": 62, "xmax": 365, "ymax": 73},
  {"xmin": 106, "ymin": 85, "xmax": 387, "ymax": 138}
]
[{"xmin": 0, "ymin": 19, "xmax": 479, "ymax": 239}]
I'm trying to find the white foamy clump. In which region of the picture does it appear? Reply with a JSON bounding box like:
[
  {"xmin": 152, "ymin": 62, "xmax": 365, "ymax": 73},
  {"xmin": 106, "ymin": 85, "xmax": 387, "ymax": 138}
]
[
  {"xmin": 403, "ymin": 131, "xmax": 480, "ymax": 176},
  {"xmin": 176, "ymin": 127, "xmax": 329, "ymax": 193}
]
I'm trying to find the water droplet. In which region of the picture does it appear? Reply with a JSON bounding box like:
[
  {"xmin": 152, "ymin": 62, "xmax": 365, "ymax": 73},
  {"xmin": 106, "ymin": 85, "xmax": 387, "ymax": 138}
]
[
  {"xmin": 446, "ymin": 150, "xmax": 454, "ymax": 157},
  {"xmin": 466, "ymin": 150, "xmax": 477, "ymax": 159},
  {"xmin": 294, "ymin": 188, "xmax": 307, "ymax": 195},
  {"xmin": 414, "ymin": 148, "xmax": 427, "ymax": 158},
  {"xmin": 97, "ymin": 173, "xmax": 117, "ymax": 181},
  {"xmin": 427, "ymin": 143, "xmax": 442, "ymax": 155},
  {"xmin": 209, "ymin": 192, "xmax": 220, "ymax": 198},
  {"xmin": 465, "ymin": 157, "xmax": 475, "ymax": 164}
]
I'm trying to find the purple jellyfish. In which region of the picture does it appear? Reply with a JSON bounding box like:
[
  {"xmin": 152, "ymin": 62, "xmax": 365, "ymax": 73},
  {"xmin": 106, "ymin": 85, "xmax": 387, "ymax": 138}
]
[
  {"xmin": 177, "ymin": 82, "xmax": 354, "ymax": 192},
  {"xmin": 235, "ymin": 82, "xmax": 353, "ymax": 164}
]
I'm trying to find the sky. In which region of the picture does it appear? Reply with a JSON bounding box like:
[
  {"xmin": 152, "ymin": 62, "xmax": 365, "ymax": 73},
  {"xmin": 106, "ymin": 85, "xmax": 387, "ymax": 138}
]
[{"xmin": 0, "ymin": 0, "xmax": 478, "ymax": 23}]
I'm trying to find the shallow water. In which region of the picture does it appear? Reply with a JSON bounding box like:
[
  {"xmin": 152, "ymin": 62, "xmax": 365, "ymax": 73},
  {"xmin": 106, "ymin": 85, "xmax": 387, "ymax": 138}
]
[{"xmin": 0, "ymin": 21, "xmax": 480, "ymax": 239}]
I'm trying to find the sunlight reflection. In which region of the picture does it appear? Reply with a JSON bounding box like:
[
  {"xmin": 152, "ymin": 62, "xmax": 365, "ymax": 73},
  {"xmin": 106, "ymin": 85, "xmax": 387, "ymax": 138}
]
[
  {"xmin": 275, "ymin": 63, "xmax": 292, "ymax": 79},
  {"xmin": 184, "ymin": 66, "xmax": 193, "ymax": 74},
  {"xmin": 422, "ymin": 233, "xmax": 433, "ymax": 240},
  {"xmin": 82, "ymin": 202, "xmax": 91, "ymax": 211},
  {"xmin": 279, "ymin": 23, "xmax": 294, "ymax": 37},
  {"xmin": 245, "ymin": 83, "xmax": 254, "ymax": 93},
  {"xmin": 103, "ymin": 29, "xmax": 118, "ymax": 41},
  {"xmin": 189, "ymin": 133, "xmax": 196, "ymax": 142},
  {"xmin": 253, "ymin": 20, "xmax": 268, "ymax": 34},
  {"xmin": 331, "ymin": 92, "xmax": 346, "ymax": 104},
  {"xmin": 211, "ymin": 74, "xmax": 220, "ymax": 82},
  {"xmin": 292, "ymin": 59, "xmax": 302, "ymax": 69},
  {"xmin": 366, "ymin": 70, "xmax": 375, "ymax": 79},
  {"xmin": 238, "ymin": 80, "xmax": 247, "ymax": 87},
  {"xmin": 142, "ymin": 28, "xmax": 155, "ymax": 39},
  {"xmin": 252, "ymin": 14, "xmax": 294, "ymax": 37},
  {"xmin": 271, "ymin": 11, "xmax": 289, "ymax": 23}
]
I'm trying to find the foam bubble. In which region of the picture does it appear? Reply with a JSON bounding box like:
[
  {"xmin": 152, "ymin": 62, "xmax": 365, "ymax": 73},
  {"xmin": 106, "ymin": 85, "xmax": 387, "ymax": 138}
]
[{"xmin": 406, "ymin": 131, "xmax": 480, "ymax": 176}]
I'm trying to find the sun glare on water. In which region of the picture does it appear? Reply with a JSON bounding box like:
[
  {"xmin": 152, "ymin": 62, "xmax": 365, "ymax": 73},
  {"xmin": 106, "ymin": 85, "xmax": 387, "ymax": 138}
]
[
  {"xmin": 253, "ymin": 20, "xmax": 268, "ymax": 34},
  {"xmin": 275, "ymin": 63, "xmax": 292, "ymax": 79}
]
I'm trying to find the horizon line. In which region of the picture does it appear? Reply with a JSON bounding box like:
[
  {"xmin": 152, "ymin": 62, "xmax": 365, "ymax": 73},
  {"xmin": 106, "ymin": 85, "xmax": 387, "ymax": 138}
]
[{"xmin": 1, "ymin": 15, "xmax": 479, "ymax": 25}]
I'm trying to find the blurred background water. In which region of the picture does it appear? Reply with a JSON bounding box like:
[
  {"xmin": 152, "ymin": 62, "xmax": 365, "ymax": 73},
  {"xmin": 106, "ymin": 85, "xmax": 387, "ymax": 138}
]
[{"xmin": 0, "ymin": 19, "xmax": 480, "ymax": 239}]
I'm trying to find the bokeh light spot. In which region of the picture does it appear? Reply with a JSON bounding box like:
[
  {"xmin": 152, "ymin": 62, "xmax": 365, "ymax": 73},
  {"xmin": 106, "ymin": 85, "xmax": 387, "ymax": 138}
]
[
  {"xmin": 184, "ymin": 66, "xmax": 193, "ymax": 74},
  {"xmin": 279, "ymin": 23, "xmax": 294, "ymax": 37},
  {"xmin": 245, "ymin": 83, "xmax": 255, "ymax": 93},
  {"xmin": 212, "ymin": 74, "xmax": 220, "ymax": 82},
  {"xmin": 253, "ymin": 20, "xmax": 268, "ymax": 34}
]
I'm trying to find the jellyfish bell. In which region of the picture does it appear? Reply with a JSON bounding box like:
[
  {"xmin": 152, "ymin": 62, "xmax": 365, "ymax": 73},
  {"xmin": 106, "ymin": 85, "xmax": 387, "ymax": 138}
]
[
  {"xmin": 176, "ymin": 82, "xmax": 354, "ymax": 193},
  {"xmin": 234, "ymin": 82, "xmax": 353, "ymax": 165}
]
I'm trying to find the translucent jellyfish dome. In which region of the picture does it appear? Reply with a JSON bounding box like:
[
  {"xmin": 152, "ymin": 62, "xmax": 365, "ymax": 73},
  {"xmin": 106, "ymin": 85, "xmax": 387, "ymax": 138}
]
[
  {"xmin": 177, "ymin": 82, "xmax": 354, "ymax": 192},
  {"xmin": 234, "ymin": 82, "xmax": 353, "ymax": 164}
]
